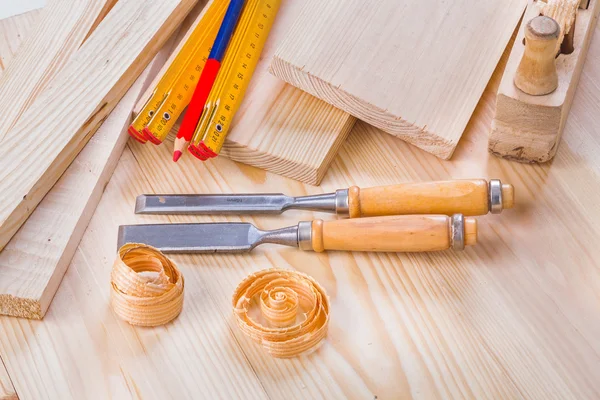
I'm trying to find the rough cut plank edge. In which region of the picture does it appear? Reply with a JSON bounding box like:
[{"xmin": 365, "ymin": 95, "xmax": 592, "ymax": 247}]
[
  {"xmin": 221, "ymin": 114, "xmax": 356, "ymax": 185},
  {"xmin": 0, "ymin": 0, "xmax": 118, "ymax": 142},
  {"xmin": 0, "ymin": 0, "xmax": 197, "ymax": 252},
  {"xmin": 268, "ymin": 58, "xmax": 456, "ymax": 160},
  {"xmin": 489, "ymin": 0, "xmax": 600, "ymax": 163}
]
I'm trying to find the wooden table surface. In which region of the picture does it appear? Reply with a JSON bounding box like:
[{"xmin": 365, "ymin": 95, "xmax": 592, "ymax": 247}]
[{"xmin": 0, "ymin": 8, "xmax": 600, "ymax": 400}]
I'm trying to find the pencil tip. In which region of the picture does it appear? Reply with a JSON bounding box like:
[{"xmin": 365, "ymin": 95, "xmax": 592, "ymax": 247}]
[{"xmin": 173, "ymin": 150, "xmax": 182, "ymax": 162}]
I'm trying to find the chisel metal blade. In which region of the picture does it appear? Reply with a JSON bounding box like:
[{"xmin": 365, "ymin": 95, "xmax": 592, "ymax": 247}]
[
  {"xmin": 117, "ymin": 223, "xmax": 299, "ymax": 253},
  {"xmin": 135, "ymin": 194, "xmax": 295, "ymax": 214},
  {"xmin": 134, "ymin": 192, "xmax": 341, "ymax": 215}
]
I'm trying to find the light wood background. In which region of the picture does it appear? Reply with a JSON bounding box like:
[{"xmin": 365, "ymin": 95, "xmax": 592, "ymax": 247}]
[{"xmin": 0, "ymin": 7, "xmax": 599, "ymax": 400}]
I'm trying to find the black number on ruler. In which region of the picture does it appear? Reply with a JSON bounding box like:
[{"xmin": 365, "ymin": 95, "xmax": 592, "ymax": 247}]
[
  {"xmin": 258, "ymin": 23, "xmax": 264, "ymax": 29},
  {"xmin": 238, "ymin": 73, "xmax": 244, "ymax": 79},
  {"xmin": 233, "ymin": 83, "xmax": 239, "ymax": 90},
  {"xmin": 250, "ymin": 43, "xmax": 256, "ymax": 49},
  {"xmin": 246, "ymin": 53, "xmax": 251, "ymax": 59},
  {"xmin": 177, "ymin": 94, "xmax": 183, "ymax": 100},
  {"xmin": 190, "ymin": 75, "xmax": 195, "ymax": 80},
  {"xmin": 225, "ymin": 105, "xmax": 231, "ymax": 111},
  {"xmin": 242, "ymin": 63, "xmax": 248, "ymax": 69},
  {"xmin": 195, "ymin": 65, "xmax": 202, "ymax": 72},
  {"xmin": 263, "ymin": 13, "xmax": 267, "ymax": 18},
  {"xmin": 220, "ymin": 115, "xmax": 226, "ymax": 122},
  {"xmin": 266, "ymin": 3, "xmax": 271, "ymax": 8},
  {"xmin": 229, "ymin": 94, "xmax": 235, "ymax": 100},
  {"xmin": 184, "ymin": 84, "xmax": 189, "ymax": 90},
  {"xmin": 171, "ymin": 103, "xmax": 177, "ymax": 110},
  {"xmin": 255, "ymin": 33, "xmax": 260, "ymax": 39}
]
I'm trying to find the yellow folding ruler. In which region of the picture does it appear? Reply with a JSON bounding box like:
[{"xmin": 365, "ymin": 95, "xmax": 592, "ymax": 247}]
[
  {"xmin": 188, "ymin": 0, "xmax": 281, "ymax": 160},
  {"xmin": 128, "ymin": 0, "xmax": 228, "ymax": 144}
]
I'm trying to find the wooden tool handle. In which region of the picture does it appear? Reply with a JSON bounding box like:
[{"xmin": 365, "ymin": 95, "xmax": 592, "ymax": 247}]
[
  {"xmin": 347, "ymin": 179, "xmax": 514, "ymax": 218},
  {"xmin": 309, "ymin": 215, "xmax": 477, "ymax": 253}
]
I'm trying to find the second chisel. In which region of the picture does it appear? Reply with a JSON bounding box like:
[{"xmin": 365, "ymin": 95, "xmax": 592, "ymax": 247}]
[{"xmin": 135, "ymin": 179, "xmax": 514, "ymax": 217}]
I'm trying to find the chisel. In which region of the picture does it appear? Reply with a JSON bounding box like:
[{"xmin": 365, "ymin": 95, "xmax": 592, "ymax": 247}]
[
  {"xmin": 118, "ymin": 214, "xmax": 476, "ymax": 254},
  {"xmin": 135, "ymin": 179, "xmax": 514, "ymax": 217}
]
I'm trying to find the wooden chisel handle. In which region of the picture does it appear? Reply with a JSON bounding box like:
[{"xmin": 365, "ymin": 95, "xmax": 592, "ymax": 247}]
[
  {"xmin": 298, "ymin": 214, "xmax": 476, "ymax": 253},
  {"xmin": 346, "ymin": 179, "xmax": 514, "ymax": 217}
]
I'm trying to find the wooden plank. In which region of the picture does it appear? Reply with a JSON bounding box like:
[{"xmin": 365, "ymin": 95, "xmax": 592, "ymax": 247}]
[
  {"xmin": 270, "ymin": 0, "xmax": 527, "ymax": 160},
  {"xmin": 489, "ymin": 0, "xmax": 600, "ymax": 162},
  {"xmin": 0, "ymin": 0, "xmax": 197, "ymax": 252},
  {"xmin": 139, "ymin": 0, "xmax": 355, "ymax": 185},
  {"xmin": 0, "ymin": 0, "xmax": 118, "ymax": 142}
]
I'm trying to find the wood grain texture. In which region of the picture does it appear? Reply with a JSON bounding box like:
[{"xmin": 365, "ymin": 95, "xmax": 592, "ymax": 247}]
[
  {"xmin": 270, "ymin": 0, "xmax": 527, "ymax": 160},
  {"xmin": 489, "ymin": 0, "xmax": 600, "ymax": 163},
  {"xmin": 0, "ymin": 9, "xmax": 41, "ymax": 71},
  {"xmin": 0, "ymin": 10, "xmax": 39, "ymax": 400},
  {"xmin": 157, "ymin": 0, "xmax": 356, "ymax": 184},
  {"xmin": 0, "ymin": 0, "xmax": 197, "ymax": 252},
  {"xmin": 1, "ymin": 10, "xmax": 600, "ymax": 400},
  {"xmin": 0, "ymin": 0, "xmax": 118, "ymax": 142}
]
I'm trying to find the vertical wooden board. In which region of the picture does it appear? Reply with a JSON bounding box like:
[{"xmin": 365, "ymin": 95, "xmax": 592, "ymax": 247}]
[
  {"xmin": 0, "ymin": 0, "xmax": 197, "ymax": 252},
  {"xmin": 0, "ymin": 0, "xmax": 118, "ymax": 141},
  {"xmin": 270, "ymin": 0, "xmax": 527, "ymax": 159}
]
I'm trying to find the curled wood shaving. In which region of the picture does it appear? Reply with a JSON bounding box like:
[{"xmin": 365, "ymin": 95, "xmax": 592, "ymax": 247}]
[
  {"xmin": 540, "ymin": 0, "xmax": 580, "ymax": 51},
  {"xmin": 232, "ymin": 269, "xmax": 330, "ymax": 358},
  {"xmin": 111, "ymin": 243, "xmax": 184, "ymax": 327}
]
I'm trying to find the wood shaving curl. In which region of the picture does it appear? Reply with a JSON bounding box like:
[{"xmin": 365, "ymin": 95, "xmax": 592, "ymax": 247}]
[
  {"xmin": 540, "ymin": 0, "xmax": 580, "ymax": 51},
  {"xmin": 232, "ymin": 269, "xmax": 330, "ymax": 358},
  {"xmin": 111, "ymin": 243, "xmax": 184, "ymax": 326}
]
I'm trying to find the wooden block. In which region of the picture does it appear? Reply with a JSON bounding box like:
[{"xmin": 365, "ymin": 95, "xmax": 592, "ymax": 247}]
[
  {"xmin": 139, "ymin": 0, "xmax": 355, "ymax": 185},
  {"xmin": 0, "ymin": 0, "xmax": 196, "ymax": 252},
  {"xmin": 0, "ymin": 0, "xmax": 118, "ymax": 142},
  {"xmin": 489, "ymin": 0, "xmax": 600, "ymax": 163},
  {"xmin": 270, "ymin": 0, "xmax": 527, "ymax": 160}
]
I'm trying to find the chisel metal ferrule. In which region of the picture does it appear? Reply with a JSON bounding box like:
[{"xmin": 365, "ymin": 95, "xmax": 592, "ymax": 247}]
[
  {"xmin": 488, "ymin": 179, "xmax": 503, "ymax": 214},
  {"xmin": 451, "ymin": 214, "xmax": 465, "ymax": 251},
  {"xmin": 297, "ymin": 221, "xmax": 313, "ymax": 250}
]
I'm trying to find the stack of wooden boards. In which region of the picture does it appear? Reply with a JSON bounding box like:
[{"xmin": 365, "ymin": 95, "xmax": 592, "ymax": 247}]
[{"xmin": 0, "ymin": 0, "xmax": 199, "ymax": 319}]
